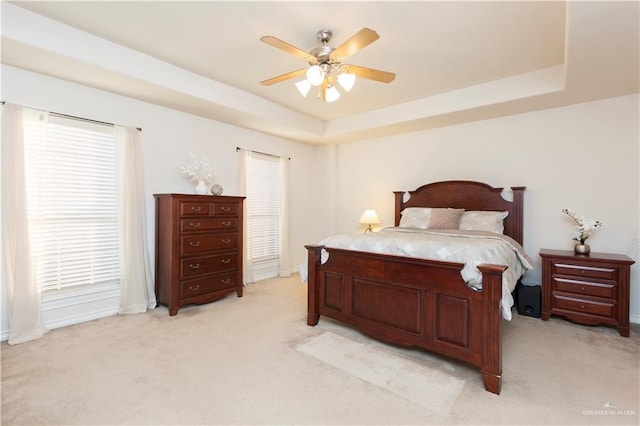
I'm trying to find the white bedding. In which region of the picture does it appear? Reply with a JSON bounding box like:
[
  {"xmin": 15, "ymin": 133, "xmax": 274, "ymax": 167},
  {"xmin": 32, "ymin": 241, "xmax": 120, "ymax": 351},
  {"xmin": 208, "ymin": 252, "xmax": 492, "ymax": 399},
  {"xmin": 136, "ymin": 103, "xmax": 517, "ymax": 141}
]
[{"xmin": 300, "ymin": 227, "xmax": 534, "ymax": 320}]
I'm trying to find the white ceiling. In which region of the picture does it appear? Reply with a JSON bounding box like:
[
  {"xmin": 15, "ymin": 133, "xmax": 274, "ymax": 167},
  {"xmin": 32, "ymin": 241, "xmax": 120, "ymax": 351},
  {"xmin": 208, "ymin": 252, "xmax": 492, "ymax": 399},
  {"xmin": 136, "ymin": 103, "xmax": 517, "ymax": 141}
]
[{"xmin": 2, "ymin": 1, "xmax": 638, "ymax": 145}]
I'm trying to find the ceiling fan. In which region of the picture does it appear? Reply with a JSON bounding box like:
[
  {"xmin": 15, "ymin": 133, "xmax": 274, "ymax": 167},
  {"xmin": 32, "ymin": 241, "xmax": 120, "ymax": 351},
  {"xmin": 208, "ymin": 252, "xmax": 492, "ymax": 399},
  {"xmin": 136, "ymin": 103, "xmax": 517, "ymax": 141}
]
[{"xmin": 260, "ymin": 28, "xmax": 396, "ymax": 102}]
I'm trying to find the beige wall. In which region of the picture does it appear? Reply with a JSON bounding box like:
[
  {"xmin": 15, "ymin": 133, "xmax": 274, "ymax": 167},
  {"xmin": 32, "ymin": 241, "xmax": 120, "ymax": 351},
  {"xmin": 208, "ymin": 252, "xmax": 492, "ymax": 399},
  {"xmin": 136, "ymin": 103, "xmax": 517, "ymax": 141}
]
[
  {"xmin": 333, "ymin": 94, "xmax": 640, "ymax": 321},
  {"xmin": 0, "ymin": 65, "xmax": 320, "ymax": 335},
  {"xmin": 2, "ymin": 63, "xmax": 638, "ymax": 338}
]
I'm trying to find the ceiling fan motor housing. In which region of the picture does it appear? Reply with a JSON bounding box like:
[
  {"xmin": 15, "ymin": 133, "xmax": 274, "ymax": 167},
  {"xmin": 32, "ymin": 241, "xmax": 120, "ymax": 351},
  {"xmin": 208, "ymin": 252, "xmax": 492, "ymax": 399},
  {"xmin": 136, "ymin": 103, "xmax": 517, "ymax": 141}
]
[{"xmin": 311, "ymin": 29, "xmax": 335, "ymax": 65}]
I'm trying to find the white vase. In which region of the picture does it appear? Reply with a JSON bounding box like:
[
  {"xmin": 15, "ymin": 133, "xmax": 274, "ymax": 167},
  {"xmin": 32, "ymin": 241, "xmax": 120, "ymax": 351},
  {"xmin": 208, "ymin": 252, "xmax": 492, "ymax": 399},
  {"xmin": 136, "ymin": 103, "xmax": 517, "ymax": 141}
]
[{"xmin": 194, "ymin": 181, "xmax": 208, "ymax": 195}]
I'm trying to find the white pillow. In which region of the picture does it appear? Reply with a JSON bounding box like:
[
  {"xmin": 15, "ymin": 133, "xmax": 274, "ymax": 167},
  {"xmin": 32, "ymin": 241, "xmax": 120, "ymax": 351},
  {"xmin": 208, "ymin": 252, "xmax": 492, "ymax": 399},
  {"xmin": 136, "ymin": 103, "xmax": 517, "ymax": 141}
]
[
  {"xmin": 399, "ymin": 207, "xmax": 432, "ymax": 229},
  {"xmin": 459, "ymin": 210, "xmax": 509, "ymax": 234}
]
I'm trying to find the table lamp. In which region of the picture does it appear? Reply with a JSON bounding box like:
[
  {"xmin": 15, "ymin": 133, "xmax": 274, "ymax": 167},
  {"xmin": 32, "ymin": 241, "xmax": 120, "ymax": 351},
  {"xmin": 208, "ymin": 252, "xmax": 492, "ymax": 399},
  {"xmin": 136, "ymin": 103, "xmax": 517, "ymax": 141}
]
[{"xmin": 359, "ymin": 209, "xmax": 380, "ymax": 233}]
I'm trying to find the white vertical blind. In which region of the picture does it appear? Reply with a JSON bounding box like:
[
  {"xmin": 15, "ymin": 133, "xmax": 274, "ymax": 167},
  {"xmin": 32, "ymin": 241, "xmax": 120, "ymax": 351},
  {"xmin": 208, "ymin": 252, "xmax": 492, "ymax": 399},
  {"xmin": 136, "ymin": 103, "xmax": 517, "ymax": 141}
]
[
  {"xmin": 246, "ymin": 153, "xmax": 281, "ymax": 281},
  {"xmin": 23, "ymin": 113, "xmax": 120, "ymax": 293}
]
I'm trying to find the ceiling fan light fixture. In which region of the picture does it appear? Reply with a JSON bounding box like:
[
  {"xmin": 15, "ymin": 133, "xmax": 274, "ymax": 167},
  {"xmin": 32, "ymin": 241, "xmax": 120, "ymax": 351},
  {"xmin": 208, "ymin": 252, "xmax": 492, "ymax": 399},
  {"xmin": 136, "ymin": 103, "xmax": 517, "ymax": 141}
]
[
  {"xmin": 306, "ymin": 65, "xmax": 325, "ymax": 86},
  {"xmin": 325, "ymin": 84, "xmax": 341, "ymax": 102},
  {"xmin": 295, "ymin": 79, "xmax": 312, "ymax": 97},
  {"xmin": 337, "ymin": 69, "xmax": 356, "ymax": 92},
  {"xmin": 260, "ymin": 27, "xmax": 395, "ymax": 103}
]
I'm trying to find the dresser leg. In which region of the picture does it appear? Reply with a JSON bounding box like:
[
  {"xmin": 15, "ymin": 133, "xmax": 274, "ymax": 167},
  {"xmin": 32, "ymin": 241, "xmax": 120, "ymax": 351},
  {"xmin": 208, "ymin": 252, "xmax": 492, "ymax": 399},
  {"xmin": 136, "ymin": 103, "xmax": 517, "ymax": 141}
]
[
  {"xmin": 169, "ymin": 306, "xmax": 178, "ymax": 316},
  {"xmin": 237, "ymin": 288, "xmax": 243, "ymax": 297},
  {"xmin": 541, "ymin": 312, "xmax": 550, "ymax": 321},
  {"xmin": 618, "ymin": 326, "xmax": 630, "ymax": 337}
]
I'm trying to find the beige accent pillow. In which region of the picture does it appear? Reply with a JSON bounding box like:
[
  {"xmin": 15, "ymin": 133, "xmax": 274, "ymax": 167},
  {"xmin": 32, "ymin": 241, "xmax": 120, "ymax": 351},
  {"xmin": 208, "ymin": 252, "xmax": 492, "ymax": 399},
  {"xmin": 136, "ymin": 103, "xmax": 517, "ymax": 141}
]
[
  {"xmin": 459, "ymin": 210, "xmax": 509, "ymax": 234},
  {"xmin": 426, "ymin": 208, "xmax": 464, "ymax": 230}
]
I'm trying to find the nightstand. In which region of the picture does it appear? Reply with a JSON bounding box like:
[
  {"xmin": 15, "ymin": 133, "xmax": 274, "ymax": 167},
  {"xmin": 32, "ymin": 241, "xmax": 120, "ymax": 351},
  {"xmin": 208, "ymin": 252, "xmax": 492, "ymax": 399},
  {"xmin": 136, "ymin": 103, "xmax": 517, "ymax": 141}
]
[{"xmin": 540, "ymin": 249, "xmax": 635, "ymax": 337}]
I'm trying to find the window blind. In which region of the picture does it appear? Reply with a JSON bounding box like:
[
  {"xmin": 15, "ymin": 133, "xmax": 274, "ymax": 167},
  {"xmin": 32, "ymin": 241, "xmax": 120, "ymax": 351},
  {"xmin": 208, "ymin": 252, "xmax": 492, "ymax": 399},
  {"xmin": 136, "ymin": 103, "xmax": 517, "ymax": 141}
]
[
  {"xmin": 246, "ymin": 153, "xmax": 281, "ymax": 281},
  {"xmin": 23, "ymin": 113, "xmax": 120, "ymax": 293}
]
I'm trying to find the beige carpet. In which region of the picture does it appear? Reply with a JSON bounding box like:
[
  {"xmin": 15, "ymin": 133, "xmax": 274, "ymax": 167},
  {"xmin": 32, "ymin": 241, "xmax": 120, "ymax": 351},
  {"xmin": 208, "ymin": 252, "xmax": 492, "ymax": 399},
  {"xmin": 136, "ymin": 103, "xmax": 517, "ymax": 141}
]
[
  {"xmin": 1, "ymin": 275, "xmax": 639, "ymax": 425},
  {"xmin": 296, "ymin": 331, "xmax": 465, "ymax": 413}
]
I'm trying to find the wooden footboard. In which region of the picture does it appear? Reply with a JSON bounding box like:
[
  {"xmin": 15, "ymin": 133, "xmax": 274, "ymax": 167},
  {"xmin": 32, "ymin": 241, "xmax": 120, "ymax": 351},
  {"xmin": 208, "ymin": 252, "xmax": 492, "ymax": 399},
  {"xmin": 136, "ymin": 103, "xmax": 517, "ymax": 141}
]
[{"xmin": 306, "ymin": 244, "xmax": 507, "ymax": 395}]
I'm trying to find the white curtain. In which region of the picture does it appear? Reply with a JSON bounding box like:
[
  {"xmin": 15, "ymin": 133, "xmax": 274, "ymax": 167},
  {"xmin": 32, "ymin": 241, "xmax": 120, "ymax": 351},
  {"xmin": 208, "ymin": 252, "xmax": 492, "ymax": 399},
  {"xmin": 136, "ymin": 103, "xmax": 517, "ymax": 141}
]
[
  {"xmin": 1, "ymin": 103, "xmax": 49, "ymax": 344},
  {"xmin": 278, "ymin": 157, "xmax": 291, "ymax": 277},
  {"xmin": 115, "ymin": 126, "xmax": 156, "ymax": 313},
  {"xmin": 238, "ymin": 150, "xmax": 255, "ymax": 285}
]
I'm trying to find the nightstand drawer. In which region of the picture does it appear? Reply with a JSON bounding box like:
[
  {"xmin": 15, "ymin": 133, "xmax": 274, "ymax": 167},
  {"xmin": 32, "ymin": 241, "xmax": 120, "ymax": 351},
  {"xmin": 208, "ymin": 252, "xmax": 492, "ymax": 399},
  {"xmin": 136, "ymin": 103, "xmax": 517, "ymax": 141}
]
[
  {"xmin": 552, "ymin": 294, "xmax": 615, "ymax": 318},
  {"xmin": 553, "ymin": 277, "xmax": 615, "ymax": 299},
  {"xmin": 552, "ymin": 262, "xmax": 616, "ymax": 280}
]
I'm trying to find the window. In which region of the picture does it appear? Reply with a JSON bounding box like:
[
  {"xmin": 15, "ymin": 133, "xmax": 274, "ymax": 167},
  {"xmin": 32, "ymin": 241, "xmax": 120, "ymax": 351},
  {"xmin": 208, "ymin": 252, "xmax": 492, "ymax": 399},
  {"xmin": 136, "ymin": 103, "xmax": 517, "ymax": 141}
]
[
  {"xmin": 246, "ymin": 153, "xmax": 281, "ymax": 281},
  {"xmin": 23, "ymin": 112, "xmax": 119, "ymax": 294}
]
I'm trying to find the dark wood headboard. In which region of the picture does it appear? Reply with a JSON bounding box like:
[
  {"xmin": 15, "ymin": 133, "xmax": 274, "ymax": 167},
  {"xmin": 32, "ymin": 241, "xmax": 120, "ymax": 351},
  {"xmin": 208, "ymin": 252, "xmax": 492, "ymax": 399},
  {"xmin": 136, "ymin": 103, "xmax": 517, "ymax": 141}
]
[{"xmin": 393, "ymin": 180, "xmax": 525, "ymax": 245}]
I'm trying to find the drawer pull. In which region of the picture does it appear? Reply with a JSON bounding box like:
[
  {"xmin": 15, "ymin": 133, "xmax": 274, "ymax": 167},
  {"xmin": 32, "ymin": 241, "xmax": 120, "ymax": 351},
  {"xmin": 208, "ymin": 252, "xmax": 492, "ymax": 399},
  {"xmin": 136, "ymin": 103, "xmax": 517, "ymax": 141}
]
[
  {"xmin": 189, "ymin": 241, "xmax": 201, "ymax": 247},
  {"xmin": 222, "ymin": 258, "xmax": 231, "ymax": 264},
  {"xmin": 581, "ymin": 270, "xmax": 585, "ymax": 274},
  {"xmin": 189, "ymin": 284, "xmax": 200, "ymax": 291},
  {"xmin": 222, "ymin": 221, "xmax": 232, "ymax": 226},
  {"xmin": 190, "ymin": 222, "xmax": 201, "ymax": 228},
  {"xmin": 191, "ymin": 206, "xmax": 202, "ymax": 212},
  {"xmin": 580, "ymin": 305, "xmax": 585, "ymax": 309},
  {"xmin": 189, "ymin": 263, "xmax": 200, "ymax": 269},
  {"xmin": 221, "ymin": 206, "xmax": 231, "ymax": 212},
  {"xmin": 581, "ymin": 286, "xmax": 585, "ymax": 291},
  {"xmin": 222, "ymin": 238, "xmax": 231, "ymax": 244},
  {"xmin": 221, "ymin": 278, "xmax": 231, "ymax": 284}
]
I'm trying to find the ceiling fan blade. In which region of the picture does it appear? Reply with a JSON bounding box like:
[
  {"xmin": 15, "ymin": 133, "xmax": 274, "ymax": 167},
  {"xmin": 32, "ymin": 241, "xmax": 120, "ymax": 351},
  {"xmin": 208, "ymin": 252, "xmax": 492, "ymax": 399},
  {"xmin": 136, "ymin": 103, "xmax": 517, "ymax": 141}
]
[
  {"xmin": 346, "ymin": 65, "xmax": 396, "ymax": 83},
  {"xmin": 260, "ymin": 35, "xmax": 317, "ymax": 63},
  {"xmin": 260, "ymin": 69, "xmax": 307, "ymax": 86},
  {"xmin": 329, "ymin": 28, "xmax": 380, "ymax": 62}
]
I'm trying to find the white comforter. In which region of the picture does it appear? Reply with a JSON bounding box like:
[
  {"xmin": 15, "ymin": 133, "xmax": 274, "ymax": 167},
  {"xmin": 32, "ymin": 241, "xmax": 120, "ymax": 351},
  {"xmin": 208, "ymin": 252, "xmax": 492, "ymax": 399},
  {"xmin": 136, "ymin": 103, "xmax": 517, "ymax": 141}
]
[{"xmin": 300, "ymin": 227, "xmax": 534, "ymax": 320}]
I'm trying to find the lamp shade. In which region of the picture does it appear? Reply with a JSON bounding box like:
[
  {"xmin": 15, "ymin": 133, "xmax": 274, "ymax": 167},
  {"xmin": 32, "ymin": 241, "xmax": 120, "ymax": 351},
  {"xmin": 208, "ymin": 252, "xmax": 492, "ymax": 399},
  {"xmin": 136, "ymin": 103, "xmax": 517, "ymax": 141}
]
[
  {"xmin": 325, "ymin": 85, "xmax": 341, "ymax": 102},
  {"xmin": 359, "ymin": 209, "xmax": 380, "ymax": 225},
  {"xmin": 306, "ymin": 65, "xmax": 325, "ymax": 86},
  {"xmin": 295, "ymin": 79, "xmax": 312, "ymax": 97},
  {"xmin": 337, "ymin": 70, "xmax": 356, "ymax": 92}
]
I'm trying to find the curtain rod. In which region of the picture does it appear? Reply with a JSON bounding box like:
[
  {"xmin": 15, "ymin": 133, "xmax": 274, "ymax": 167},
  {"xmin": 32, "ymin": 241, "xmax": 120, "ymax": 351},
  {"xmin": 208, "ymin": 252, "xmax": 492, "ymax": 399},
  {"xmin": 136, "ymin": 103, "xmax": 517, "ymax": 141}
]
[
  {"xmin": 1, "ymin": 101, "xmax": 142, "ymax": 131},
  {"xmin": 236, "ymin": 146, "xmax": 291, "ymax": 160}
]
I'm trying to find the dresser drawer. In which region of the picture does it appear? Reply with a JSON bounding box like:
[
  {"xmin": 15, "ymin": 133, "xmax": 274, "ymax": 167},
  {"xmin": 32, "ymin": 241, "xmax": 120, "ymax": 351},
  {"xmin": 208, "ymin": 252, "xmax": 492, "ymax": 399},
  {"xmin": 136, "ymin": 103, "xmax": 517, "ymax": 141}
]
[
  {"xmin": 552, "ymin": 294, "xmax": 615, "ymax": 318},
  {"xmin": 181, "ymin": 233, "xmax": 238, "ymax": 255},
  {"xmin": 180, "ymin": 272, "xmax": 238, "ymax": 299},
  {"xmin": 180, "ymin": 201, "xmax": 212, "ymax": 217},
  {"xmin": 552, "ymin": 262, "xmax": 616, "ymax": 280},
  {"xmin": 553, "ymin": 277, "xmax": 615, "ymax": 299},
  {"xmin": 180, "ymin": 218, "xmax": 237, "ymax": 233},
  {"xmin": 180, "ymin": 253, "xmax": 237, "ymax": 279},
  {"xmin": 213, "ymin": 203, "xmax": 239, "ymax": 216}
]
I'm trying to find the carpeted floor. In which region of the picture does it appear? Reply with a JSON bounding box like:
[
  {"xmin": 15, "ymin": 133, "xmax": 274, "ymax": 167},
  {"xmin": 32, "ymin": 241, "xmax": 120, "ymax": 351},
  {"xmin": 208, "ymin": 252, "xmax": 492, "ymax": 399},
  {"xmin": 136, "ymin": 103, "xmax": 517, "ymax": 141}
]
[{"xmin": 1, "ymin": 275, "xmax": 639, "ymax": 425}]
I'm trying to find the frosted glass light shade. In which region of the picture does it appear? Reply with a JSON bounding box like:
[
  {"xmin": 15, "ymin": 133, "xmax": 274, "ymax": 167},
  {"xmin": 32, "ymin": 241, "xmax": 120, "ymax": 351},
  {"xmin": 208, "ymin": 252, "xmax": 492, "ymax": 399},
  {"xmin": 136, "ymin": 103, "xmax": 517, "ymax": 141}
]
[
  {"xmin": 295, "ymin": 79, "xmax": 312, "ymax": 97},
  {"xmin": 306, "ymin": 65, "xmax": 325, "ymax": 86},
  {"xmin": 325, "ymin": 85, "xmax": 341, "ymax": 102},
  {"xmin": 337, "ymin": 71, "xmax": 356, "ymax": 92}
]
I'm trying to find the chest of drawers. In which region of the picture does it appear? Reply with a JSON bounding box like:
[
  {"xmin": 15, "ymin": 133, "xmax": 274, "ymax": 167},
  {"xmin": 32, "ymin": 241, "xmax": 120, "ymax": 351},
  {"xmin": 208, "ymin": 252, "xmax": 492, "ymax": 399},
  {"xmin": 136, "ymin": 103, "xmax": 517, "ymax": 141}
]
[
  {"xmin": 154, "ymin": 194, "xmax": 245, "ymax": 315},
  {"xmin": 539, "ymin": 249, "xmax": 635, "ymax": 336}
]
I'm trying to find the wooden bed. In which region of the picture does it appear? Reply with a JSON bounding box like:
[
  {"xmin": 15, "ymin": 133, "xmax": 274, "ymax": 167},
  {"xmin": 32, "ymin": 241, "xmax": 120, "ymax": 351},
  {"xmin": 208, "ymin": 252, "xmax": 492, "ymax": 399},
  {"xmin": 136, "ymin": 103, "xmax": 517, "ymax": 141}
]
[{"xmin": 305, "ymin": 180, "xmax": 525, "ymax": 395}]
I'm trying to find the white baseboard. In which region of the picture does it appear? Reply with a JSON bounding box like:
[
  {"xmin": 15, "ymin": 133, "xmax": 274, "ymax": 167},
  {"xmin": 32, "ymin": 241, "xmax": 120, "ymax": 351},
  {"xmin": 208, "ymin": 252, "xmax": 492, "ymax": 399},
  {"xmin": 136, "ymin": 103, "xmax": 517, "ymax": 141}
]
[{"xmin": 1, "ymin": 284, "xmax": 120, "ymax": 342}]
